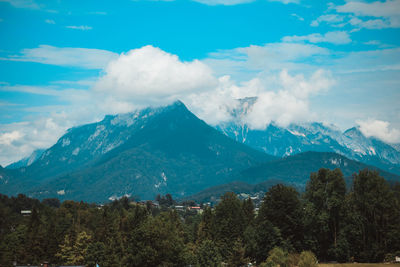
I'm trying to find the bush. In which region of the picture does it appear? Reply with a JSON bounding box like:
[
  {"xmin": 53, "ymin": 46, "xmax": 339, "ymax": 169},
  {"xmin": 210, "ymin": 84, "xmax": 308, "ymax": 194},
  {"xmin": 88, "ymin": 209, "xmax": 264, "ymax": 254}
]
[
  {"xmin": 260, "ymin": 247, "xmax": 288, "ymax": 267},
  {"xmin": 287, "ymin": 253, "xmax": 300, "ymax": 267},
  {"xmin": 298, "ymin": 251, "xmax": 318, "ymax": 267}
]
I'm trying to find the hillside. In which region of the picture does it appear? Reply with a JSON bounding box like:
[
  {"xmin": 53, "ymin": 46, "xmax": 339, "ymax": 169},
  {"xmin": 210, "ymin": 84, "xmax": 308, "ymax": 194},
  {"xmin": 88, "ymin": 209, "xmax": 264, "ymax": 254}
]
[{"xmin": 186, "ymin": 151, "xmax": 400, "ymax": 203}]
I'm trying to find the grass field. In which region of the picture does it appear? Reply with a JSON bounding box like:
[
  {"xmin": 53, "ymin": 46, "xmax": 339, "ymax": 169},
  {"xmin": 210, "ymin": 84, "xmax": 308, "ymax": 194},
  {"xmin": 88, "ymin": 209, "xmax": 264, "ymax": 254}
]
[{"xmin": 319, "ymin": 264, "xmax": 399, "ymax": 267}]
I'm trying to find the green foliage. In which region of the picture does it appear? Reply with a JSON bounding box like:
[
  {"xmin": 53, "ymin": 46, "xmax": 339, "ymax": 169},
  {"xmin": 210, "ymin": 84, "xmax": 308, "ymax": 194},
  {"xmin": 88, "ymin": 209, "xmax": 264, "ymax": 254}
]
[
  {"xmin": 0, "ymin": 167, "xmax": 399, "ymax": 266},
  {"xmin": 196, "ymin": 239, "xmax": 221, "ymax": 267},
  {"xmin": 259, "ymin": 184, "xmax": 303, "ymax": 251},
  {"xmin": 56, "ymin": 231, "xmax": 92, "ymax": 265},
  {"xmin": 287, "ymin": 253, "xmax": 300, "ymax": 267},
  {"xmin": 304, "ymin": 168, "xmax": 346, "ymax": 260},
  {"xmin": 254, "ymin": 220, "xmax": 282, "ymax": 263},
  {"xmin": 213, "ymin": 192, "xmax": 245, "ymax": 259},
  {"xmin": 298, "ymin": 251, "xmax": 318, "ymax": 267},
  {"xmin": 227, "ymin": 239, "xmax": 248, "ymax": 267},
  {"xmin": 263, "ymin": 247, "xmax": 288, "ymax": 267}
]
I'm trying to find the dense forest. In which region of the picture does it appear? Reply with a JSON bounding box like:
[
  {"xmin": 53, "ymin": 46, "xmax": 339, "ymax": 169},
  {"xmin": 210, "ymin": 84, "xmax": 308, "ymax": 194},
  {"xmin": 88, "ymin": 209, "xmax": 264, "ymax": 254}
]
[{"xmin": 1, "ymin": 168, "xmax": 400, "ymax": 266}]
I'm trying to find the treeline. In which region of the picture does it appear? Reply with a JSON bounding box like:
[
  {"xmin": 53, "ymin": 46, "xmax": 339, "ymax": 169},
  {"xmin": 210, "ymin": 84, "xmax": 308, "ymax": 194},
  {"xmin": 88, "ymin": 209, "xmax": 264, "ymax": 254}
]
[{"xmin": 0, "ymin": 168, "xmax": 400, "ymax": 266}]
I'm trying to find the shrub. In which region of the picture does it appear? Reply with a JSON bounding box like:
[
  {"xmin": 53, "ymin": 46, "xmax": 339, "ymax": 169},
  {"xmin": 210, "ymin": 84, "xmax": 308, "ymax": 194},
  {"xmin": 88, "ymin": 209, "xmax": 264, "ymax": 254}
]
[
  {"xmin": 298, "ymin": 251, "xmax": 318, "ymax": 267},
  {"xmin": 260, "ymin": 247, "xmax": 288, "ymax": 267},
  {"xmin": 287, "ymin": 253, "xmax": 300, "ymax": 267}
]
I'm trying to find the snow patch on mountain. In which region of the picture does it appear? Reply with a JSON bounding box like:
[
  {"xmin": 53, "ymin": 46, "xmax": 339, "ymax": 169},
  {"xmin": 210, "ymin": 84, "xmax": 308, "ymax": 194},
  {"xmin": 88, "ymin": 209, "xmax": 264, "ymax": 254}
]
[{"xmin": 62, "ymin": 138, "xmax": 70, "ymax": 147}]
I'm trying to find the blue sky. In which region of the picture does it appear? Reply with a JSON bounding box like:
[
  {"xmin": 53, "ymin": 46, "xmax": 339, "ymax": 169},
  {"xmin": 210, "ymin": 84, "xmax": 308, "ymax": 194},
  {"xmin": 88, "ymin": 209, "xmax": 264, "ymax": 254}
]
[{"xmin": 0, "ymin": 0, "xmax": 400, "ymax": 165}]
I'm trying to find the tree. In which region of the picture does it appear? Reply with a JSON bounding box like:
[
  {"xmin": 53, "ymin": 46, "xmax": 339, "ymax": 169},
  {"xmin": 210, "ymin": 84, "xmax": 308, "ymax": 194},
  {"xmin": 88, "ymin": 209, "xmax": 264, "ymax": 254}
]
[
  {"xmin": 304, "ymin": 168, "xmax": 346, "ymax": 260},
  {"xmin": 242, "ymin": 197, "xmax": 255, "ymax": 227},
  {"xmin": 123, "ymin": 211, "xmax": 186, "ymax": 266},
  {"xmin": 56, "ymin": 231, "xmax": 92, "ymax": 265},
  {"xmin": 348, "ymin": 169, "xmax": 400, "ymax": 262},
  {"xmin": 254, "ymin": 219, "xmax": 282, "ymax": 263},
  {"xmin": 197, "ymin": 239, "xmax": 221, "ymax": 267},
  {"xmin": 227, "ymin": 238, "xmax": 248, "ymax": 267},
  {"xmin": 213, "ymin": 192, "xmax": 245, "ymax": 259},
  {"xmin": 259, "ymin": 184, "xmax": 303, "ymax": 251},
  {"xmin": 197, "ymin": 206, "xmax": 214, "ymax": 242}
]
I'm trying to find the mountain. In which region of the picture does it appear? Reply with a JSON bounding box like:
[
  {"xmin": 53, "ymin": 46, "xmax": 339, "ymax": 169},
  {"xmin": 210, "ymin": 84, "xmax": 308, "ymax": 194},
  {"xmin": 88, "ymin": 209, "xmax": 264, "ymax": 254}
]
[
  {"xmin": 217, "ymin": 98, "xmax": 400, "ymax": 175},
  {"xmin": 5, "ymin": 149, "xmax": 45, "ymax": 169},
  {"xmin": 0, "ymin": 101, "xmax": 275, "ymax": 202},
  {"xmin": 187, "ymin": 151, "xmax": 400, "ymax": 203}
]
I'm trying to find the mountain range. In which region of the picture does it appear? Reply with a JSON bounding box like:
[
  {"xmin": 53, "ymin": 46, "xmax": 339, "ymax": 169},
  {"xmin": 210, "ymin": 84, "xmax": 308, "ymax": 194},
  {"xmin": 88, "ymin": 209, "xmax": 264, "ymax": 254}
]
[
  {"xmin": 1, "ymin": 100, "xmax": 399, "ymax": 202},
  {"xmin": 217, "ymin": 97, "xmax": 400, "ymax": 175}
]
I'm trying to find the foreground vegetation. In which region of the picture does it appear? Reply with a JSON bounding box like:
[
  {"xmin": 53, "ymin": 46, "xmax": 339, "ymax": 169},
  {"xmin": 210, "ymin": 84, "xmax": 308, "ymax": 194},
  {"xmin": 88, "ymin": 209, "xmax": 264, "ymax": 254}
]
[
  {"xmin": 319, "ymin": 264, "xmax": 400, "ymax": 267},
  {"xmin": 0, "ymin": 169, "xmax": 400, "ymax": 266}
]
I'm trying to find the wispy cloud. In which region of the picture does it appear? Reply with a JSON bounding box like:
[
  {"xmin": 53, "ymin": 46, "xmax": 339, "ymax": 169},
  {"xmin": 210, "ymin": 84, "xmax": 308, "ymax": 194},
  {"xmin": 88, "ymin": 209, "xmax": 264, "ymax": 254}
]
[
  {"xmin": 269, "ymin": 0, "xmax": 299, "ymax": 4},
  {"xmin": 88, "ymin": 11, "xmax": 107, "ymax": 15},
  {"xmin": 0, "ymin": 0, "xmax": 39, "ymax": 9},
  {"xmin": 282, "ymin": 31, "xmax": 351, "ymax": 45},
  {"xmin": 45, "ymin": 19, "xmax": 55, "ymax": 24},
  {"xmin": 66, "ymin": 25, "xmax": 93, "ymax": 31},
  {"xmin": 2, "ymin": 45, "xmax": 118, "ymax": 69},
  {"xmin": 291, "ymin": 13, "xmax": 304, "ymax": 21},
  {"xmin": 336, "ymin": 0, "xmax": 400, "ymax": 29},
  {"xmin": 191, "ymin": 0, "xmax": 254, "ymax": 5},
  {"xmin": 311, "ymin": 14, "xmax": 345, "ymax": 27}
]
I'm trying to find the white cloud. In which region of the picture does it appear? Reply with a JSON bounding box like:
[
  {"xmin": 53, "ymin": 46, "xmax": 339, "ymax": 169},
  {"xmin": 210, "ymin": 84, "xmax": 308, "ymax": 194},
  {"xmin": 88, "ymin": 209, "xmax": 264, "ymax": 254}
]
[
  {"xmin": 45, "ymin": 19, "xmax": 55, "ymax": 24},
  {"xmin": 357, "ymin": 119, "xmax": 400, "ymax": 143},
  {"xmin": 336, "ymin": 0, "xmax": 400, "ymax": 18},
  {"xmin": 268, "ymin": 0, "xmax": 299, "ymax": 4},
  {"xmin": 191, "ymin": 0, "xmax": 300, "ymax": 5},
  {"xmin": 0, "ymin": 117, "xmax": 70, "ymax": 166},
  {"xmin": 0, "ymin": 0, "xmax": 39, "ymax": 9},
  {"xmin": 88, "ymin": 11, "xmax": 107, "ymax": 15},
  {"xmin": 66, "ymin": 25, "xmax": 92, "ymax": 31},
  {"xmin": 311, "ymin": 14, "xmax": 345, "ymax": 27},
  {"xmin": 348, "ymin": 16, "xmax": 393, "ymax": 30},
  {"xmin": 226, "ymin": 42, "xmax": 330, "ymax": 74},
  {"xmin": 282, "ymin": 31, "xmax": 351, "ymax": 45},
  {"xmin": 191, "ymin": 0, "xmax": 254, "ymax": 5},
  {"xmin": 363, "ymin": 40, "xmax": 382, "ymax": 46},
  {"xmin": 243, "ymin": 69, "xmax": 334, "ymax": 129},
  {"xmin": 336, "ymin": 0, "xmax": 400, "ymax": 29},
  {"xmin": 94, "ymin": 45, "xmax": 218, "ymax": 106},
  {"xmin": 0, "ymin": 131, "xmax": 24, "ymax": 146},
  {"xmin": 291, "ymin": 13, "xmax": 304, "ymax": 21},
  {"xmin": 3, "ymin": 45, "xmax": 118, "ymax": 69},
  {"xmin": 186, "ymin": 69, "xmax": 334, "ymax": 128}
]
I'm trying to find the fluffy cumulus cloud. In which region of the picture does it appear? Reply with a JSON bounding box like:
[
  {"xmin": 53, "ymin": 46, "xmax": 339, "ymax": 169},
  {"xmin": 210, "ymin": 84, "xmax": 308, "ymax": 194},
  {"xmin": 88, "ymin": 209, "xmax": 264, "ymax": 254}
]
[
  {"xmin": 92, "ymin": 45, "xmax": 334, "ymax": 128},
  {"xmin": 243, "ymin": 69, "xmax": 334, "ymax": 129},
  {"xmin": 94, "ymin": 45, "xmax": 218, "ymax": 105},
  {"xmin": 3, "ymin": 45, "xmax": 118, "ymax": 69},
  {"xmin": 357, "ymin": 119, "xmax": 400, "ymax": 143},
  {"xmin": 282, "ymin": 31, "xmax": 351, "ymax": 45},
  {"xmin": 185, "ymin": 69, "xmax": 334, "ymax": 128}
]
